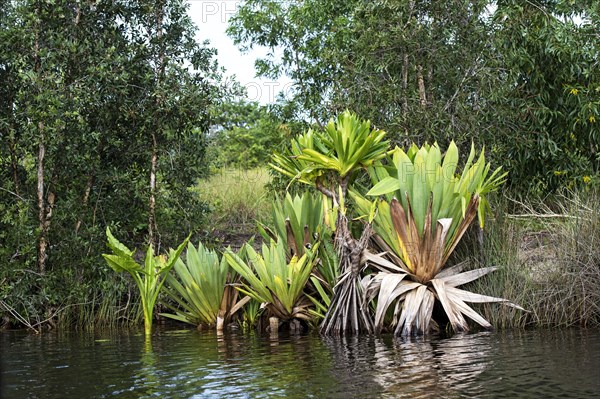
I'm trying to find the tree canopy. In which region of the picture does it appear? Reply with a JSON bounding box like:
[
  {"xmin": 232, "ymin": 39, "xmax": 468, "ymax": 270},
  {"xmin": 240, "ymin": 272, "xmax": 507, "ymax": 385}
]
[
  {"xmin": 0, "ymin": 0, "xmax": 223, "ymax": 327},
  {"xmin": 228, "ymin": 0, "xmax": 599, "ymax": 192}
]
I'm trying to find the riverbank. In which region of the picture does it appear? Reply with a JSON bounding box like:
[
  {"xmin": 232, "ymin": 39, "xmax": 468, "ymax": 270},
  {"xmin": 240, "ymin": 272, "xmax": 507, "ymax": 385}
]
[{"xmin": 1, "ymin": 175, "xmax": 598, "ymax": 332}]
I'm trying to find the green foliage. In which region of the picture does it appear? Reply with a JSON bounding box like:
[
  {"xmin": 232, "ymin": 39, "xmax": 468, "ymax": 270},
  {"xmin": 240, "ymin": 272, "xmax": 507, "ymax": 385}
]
[
  {"xmin": 353, "ymin": 142, "xmax": 519, "ymax": 335},
  {"xmin": 239, "ymin": 298, "xmax": 263, "ymax": 330},
  {"xmin": 271, "ymin": 111, "xmax": 389, "ymax": 189},
  {"xmin": 259, "ymin": 192, "xmax": 331, "ymax": 257},
  {"xmin": 228, "ymin": 0, "xmax": 599, "ymax": 193},
  {"xmin": 224, "ymin": 239, "xmax": 318, "ymax": 322},
  {"xmin": 359, "ymin": 141, "xmax": 506, "ymax": 264},
  {"xmin": 0, "ymin": 0, "xmax": 223, "ymax": 328},
  {"xmin": 102, "ymin": 228, "xmax": 189, "ymax": 336},
  {"xmin": 227, "ymin": 0, "xmax": 352, "ymax": 122},
  {"xmin": 161, "ymin": 242, "xmax": 250, "ymax": 329},
  {"xmin": 487, "ymin": 1, "xmax": 599, "ymax": 192},
  {"xmin": 270, "ymin": 111, "xmax": 389, "ymax": 334},
  {"xmin": 258, "ymin": 192, "xmax": 339, "ymax": 318},
  {"xmin": 207, "ymin": 101, "xmax": 292, "ymax": 169}
]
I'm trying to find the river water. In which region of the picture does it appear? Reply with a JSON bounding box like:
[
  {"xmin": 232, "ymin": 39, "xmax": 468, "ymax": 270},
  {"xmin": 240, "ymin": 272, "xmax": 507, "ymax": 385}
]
[{"xmin": 1, "ymin": 328, "xmax": 599, "ymax": 398}]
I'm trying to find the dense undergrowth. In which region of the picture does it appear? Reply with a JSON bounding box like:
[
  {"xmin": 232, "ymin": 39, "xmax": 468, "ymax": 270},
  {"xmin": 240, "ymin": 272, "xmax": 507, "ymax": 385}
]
[{"xmin": 1, "ymin": 162, "xmax": 598, "ymax": 333}]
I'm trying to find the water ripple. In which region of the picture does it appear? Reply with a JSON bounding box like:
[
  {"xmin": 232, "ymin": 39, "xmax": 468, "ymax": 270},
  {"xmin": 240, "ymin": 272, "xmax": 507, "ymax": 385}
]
[{"xmin": 1, "ymin": 329, "xmax": 599, "ymax": 398}]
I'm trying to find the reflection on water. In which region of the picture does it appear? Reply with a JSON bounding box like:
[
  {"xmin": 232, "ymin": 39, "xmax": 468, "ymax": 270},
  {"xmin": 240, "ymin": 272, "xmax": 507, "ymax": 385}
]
[{"xmin": 1, "ymin": 329, "xmax": 599, "ymax": 398}]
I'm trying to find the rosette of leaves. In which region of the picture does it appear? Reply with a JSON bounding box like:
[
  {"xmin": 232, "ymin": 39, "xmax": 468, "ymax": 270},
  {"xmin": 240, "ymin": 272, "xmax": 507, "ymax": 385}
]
[
  {"xmin": 258, "ymin": 192, "xmax": 339, "ymax": 322},
  {"xmin": 258, "ymin": 192, "xmax": 329, "ymax": 258},
  {"xmin": 223, "ymin": 239, "xmax": 318, "ymax": 324},
  {"xmin": 102, "ymin": 228, "xmax": 189, "ymax": 336},
  {"xmin": 270, "ymin": 111, "xmax": 389, "ymax": 334},
  {"xmin": 161, "ymin": 242, "xmax": 250, "ymax": 331},
  {"xmin": 270, "ymin": 110, "xmax": 389, "ymax": 195},
  {"xmin": 353, "ymin": 141, "xmax": 523, "ymax": 335}
]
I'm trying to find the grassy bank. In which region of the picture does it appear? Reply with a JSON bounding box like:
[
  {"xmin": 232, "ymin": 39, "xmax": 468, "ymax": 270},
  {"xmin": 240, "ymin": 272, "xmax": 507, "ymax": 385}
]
[
  {"xmin": 462, "ymin": 190, "xmax": 600, "ymax": 329},
  {"xmin": 193, "ymin": 167, "xmax": 273, "ymax": 249}
]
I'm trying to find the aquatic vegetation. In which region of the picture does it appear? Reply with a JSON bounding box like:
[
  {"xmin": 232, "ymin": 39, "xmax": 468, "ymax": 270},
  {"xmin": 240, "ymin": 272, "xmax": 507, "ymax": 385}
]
[
  {"xmin": 102, "ymin": 112, "xmax": 527, "ymax": 337},
  {"xmin": 353, "ymin": 142, "xmax": 523, "ymax": 335},
  {"xmin": 224, "ymin": 239, "xmax": 318, "ymax": 325},
  {"xmin": 258, "ymin": 192, "xmax": 329, "ymax": 258},
  {"xmin": 102, "ymin": 228, "xmax": 189, "ymax": 336},
  {"xmin": 258, "ymin": 192, "xmax": 339, "ymax": 318},
  {"xmin": 271, "ymin": 111, "xmax": 389, "ymax": 334},
  {"xmin": 161, "ymin": 242, "xmax": 250, "ymax": 330}
]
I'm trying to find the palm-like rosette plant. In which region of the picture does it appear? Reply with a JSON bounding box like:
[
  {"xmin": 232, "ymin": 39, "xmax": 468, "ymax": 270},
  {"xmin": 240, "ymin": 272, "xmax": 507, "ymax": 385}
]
[
  {"xmin": 102, "ymin": 228, "xmax": 189, "ymax": 336},
  {"xmin": 223, "ymin": 239, "xmax": 318, "ymax": 322},
  {"xmin": 270, "ymin": 111, "xmax": 389, "ymax": 334},
  {"xmin": 259, "ymin": 192, "xmax": 329, "ymax": 258},
  {"xmin": 161, "ymin": 242, "xmax": 250, "ymax": 331},
  {"xmin": 258, "ymin": 192, "xmax": 339, "ymax": 320},
  {"xmin": 353, "ymin": 142, "xmax": 522, "ymax": 335},
  {"xmin": 270, "ymin": 110, "xmax": 388, "ymax": 196}
]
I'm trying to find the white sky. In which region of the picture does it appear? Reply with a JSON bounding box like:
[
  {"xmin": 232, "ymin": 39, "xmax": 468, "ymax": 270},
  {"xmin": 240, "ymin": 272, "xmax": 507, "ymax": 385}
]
[{"xmin": 186, "ymin": 0, "xmax": 293, "ymax": 104}]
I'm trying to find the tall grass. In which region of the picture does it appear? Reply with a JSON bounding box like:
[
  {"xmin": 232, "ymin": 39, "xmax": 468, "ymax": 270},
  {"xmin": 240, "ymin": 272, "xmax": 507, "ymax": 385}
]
[
  {"xmin": 55, "ymin": 278, "xmax": 143, "ymax": 332},
  {"xmin": 460, "ymin": 189, "xmax": 600, "ymax": 329},
  {"xmin": 193, "ymin": 167, "xmax": 273, "ymax": 245}
]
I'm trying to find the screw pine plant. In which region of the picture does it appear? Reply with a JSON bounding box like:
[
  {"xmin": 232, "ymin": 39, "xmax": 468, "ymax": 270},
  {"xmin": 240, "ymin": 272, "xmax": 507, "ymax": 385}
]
[
  {"xmin": 353, "ymin": 141, "xmax": 523, "ymax": 335},
  {"xmin": 224, "ymin": 239, "xmax": 318, "ymax": 324},
  {"xmin": 271, "ymin": 110, "xmax": 389, "ymax": 334},
  {"xmin": 102, "ymin": 228, "xmax": 189, "ymax": 336},
  {"xmin": 258, "ymin": 192, "xmax": 330, "ymax": 259},
  {"xmin": 161, "ymin": 242, "xmax": 250, "ymax": 331},
  {"xmin": 257, "ymin": 192, "xmax": 339, "ymax": 323}
]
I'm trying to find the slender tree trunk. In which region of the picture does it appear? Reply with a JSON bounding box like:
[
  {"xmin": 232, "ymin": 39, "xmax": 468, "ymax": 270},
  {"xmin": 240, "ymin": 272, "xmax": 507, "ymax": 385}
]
[
  {"xmin": 34, "ymin": 2, "xmax": 49, "ymax": 274},
  {"xmin": 74, "ymin": 1, "xmax": 80, "ymax": 25},
  {"xmin": 417, "ymin": 64, "xmax": 427, "ymax": 109},
  {"xmin": 75, "ymin": 175, "xmax": 93, "ymax": 234},
  {"xmin": 148, "ymin": 1, "xmax": 165, "ymax": 251},
  {"xmin": 402, "ymin": 53, "xmax": 409, "ymax": 118},
  {"xmin": 72, "ymin": 0, "xmax": 88, "ymax": 236},
  {"xmin": 401, "ymin": 0, "xmax": 415, "ymax": 128},
  {"xmin": 148, "ymin": 132, "xmax": 158, "ymax": 249},
  {"xmin": 427, "ymin": 64, "xmax": 433, "ymax": 106},
  {"xmin": 36, "ymin": 126, "xmax": 47, "ymax": 274}
]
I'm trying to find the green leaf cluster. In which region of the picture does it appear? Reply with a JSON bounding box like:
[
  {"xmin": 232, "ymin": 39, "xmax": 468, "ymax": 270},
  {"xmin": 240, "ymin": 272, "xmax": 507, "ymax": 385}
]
[
  {"xmin": 224, "ymin": 239, "xmax": 318, "ymax": 321},
  {"xmin": 102, "ymin": 228, "xmax": 189, "ymax": 336},
  {"xmin": 161, "ymin": 242, "xmax": 251, "ymax": 330},
  {"xmin": 270, "ymin": 110, "xmax": 389, "ymax": 188}
]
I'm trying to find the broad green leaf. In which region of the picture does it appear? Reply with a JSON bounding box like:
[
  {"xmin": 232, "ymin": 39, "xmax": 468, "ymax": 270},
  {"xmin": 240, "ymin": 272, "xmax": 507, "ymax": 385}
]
[{"xmin": 366, "ymin": 176, "xmax": 401, "ymax": 196}]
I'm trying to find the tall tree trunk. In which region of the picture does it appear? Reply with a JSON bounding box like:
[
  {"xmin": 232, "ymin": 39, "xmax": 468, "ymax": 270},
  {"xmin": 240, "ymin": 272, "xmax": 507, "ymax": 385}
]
[
  {"xmin": 401, "ymin": 0, "xmax": 415, "ymax": 132},
  {"xmin": 427, "ymin": 64, "xmax": 434, "ymax": 106},
  {"xmin": 402, "ymin": 53, "xmax": 409, "ymax": 118},
  {"xmin": 34, "ymin": 2, "xmax": 48, "ymax": 274},
  {"xmin": 148, "ymin": 132, "xmax": 158, "ymax": 250}
]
